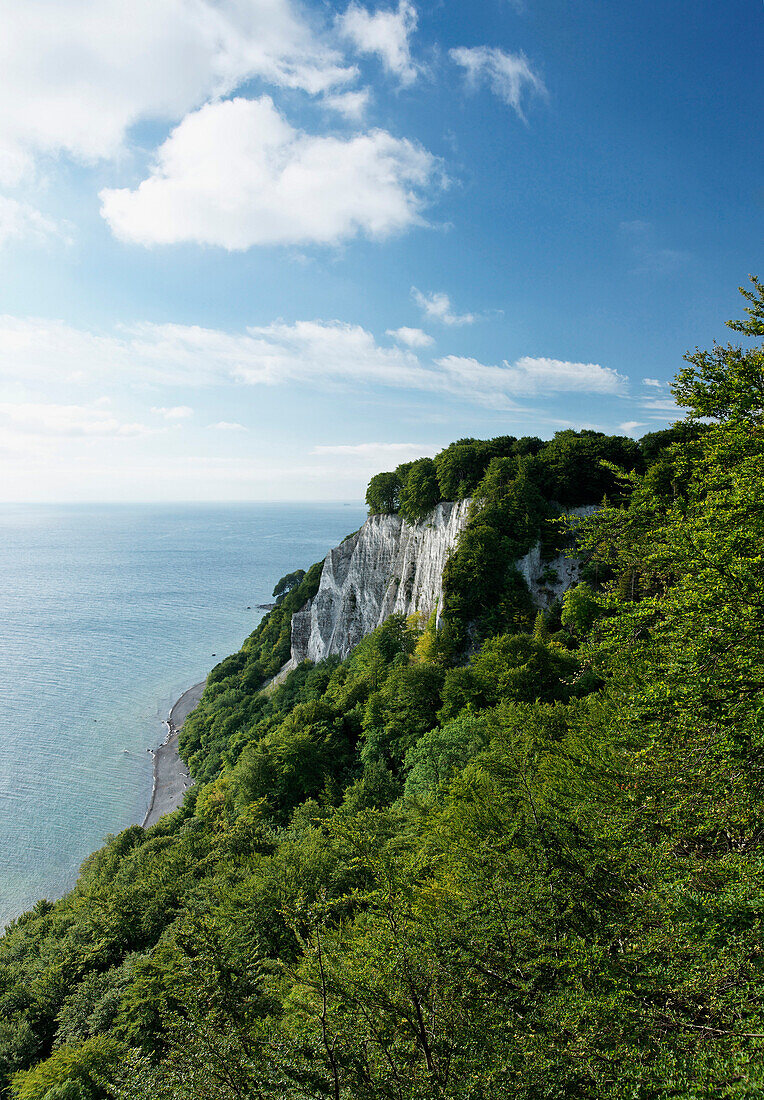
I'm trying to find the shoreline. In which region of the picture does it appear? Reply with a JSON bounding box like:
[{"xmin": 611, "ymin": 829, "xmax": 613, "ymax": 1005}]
[{"xmin": 141, "ymin": 681, "xmax": 205, "ymax": 828}]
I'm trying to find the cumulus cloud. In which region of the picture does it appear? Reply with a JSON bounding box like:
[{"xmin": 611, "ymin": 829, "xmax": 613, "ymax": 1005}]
[
  {"xmin": 450, "ymin": 46, "xmax": 546, "ymax": 121},
  {"xmin": 437, "ymin": 355, "xmax": 627, "ymax": 403},
  {"xmin": 0, "ymin": 196, "xmax": 61, "ymax": 247},
  {"xmin": 100, "ymin": 97, "xmax": 438, "ymax": 249},
  {"xmin": 338, "ymin": 1, "xmax": 419, "ymax": 85},
  {"xmin": 412, "ymin": 288, "xmax": 475, "ymax": 326},
  {"xmin": 619, "ymin": 421, "xmax": 645, "ymax": 434},
  {"xmin": 0, "ymin": 0, "xmax": 354, "ymax": 185},
  {"xmin": 209, "ymin": 420, "xmax": 247, "ymax": 431},
  {"xmin": 386, "ymin": 326, "xmax": 434, "ymax": 347},
  {"xmin": 151, "ymin": 405, "xmax": 193, "ymax": 420},
  {"xmin": 642, "ymin": 377, "xmax": 666, "ymax": 388}
]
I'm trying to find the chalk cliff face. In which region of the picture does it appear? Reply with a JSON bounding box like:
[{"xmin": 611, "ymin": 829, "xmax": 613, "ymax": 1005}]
[
  {"xmin": 270, "ymin": 500, "xmax": 594, "ymax": 683},
  {"xmin": 290, "ymin": 500, "xmax": 471, "ymax": 664},
  {"xmin": 517, "ymin": 505, "xmax": 597, "ymax": 609}
]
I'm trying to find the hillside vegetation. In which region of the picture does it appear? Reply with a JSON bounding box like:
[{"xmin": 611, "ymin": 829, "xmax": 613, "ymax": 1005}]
[{"xmin": 0, "ymin": 281, "xmax": 762, "ymax": 1099}]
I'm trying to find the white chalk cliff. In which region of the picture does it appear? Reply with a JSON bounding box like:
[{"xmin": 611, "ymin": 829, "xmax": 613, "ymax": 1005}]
[
  {"xmin": 270, "ymin": 500, "xmax": 593, "ymax": 683},
  {"xmin": 290, "ymin": 500, "xmax": 471, "ymax": 665},
  {"xmin": 517, "ymin": 504, "xmax": 598, "ymax": 609}
]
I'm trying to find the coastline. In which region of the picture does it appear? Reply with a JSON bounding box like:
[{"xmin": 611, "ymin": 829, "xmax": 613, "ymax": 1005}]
[{"xmin": 141, "ymin": 681, "xmax": 205, "ymax": 828}]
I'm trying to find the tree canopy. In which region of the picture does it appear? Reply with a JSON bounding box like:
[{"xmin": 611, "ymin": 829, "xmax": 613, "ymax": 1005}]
[{"xmin": 2, "ymin": 281, "xmax": 763, "ymax": 1100}]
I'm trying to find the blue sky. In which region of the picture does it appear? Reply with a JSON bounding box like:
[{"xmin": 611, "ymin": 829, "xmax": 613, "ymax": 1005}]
[{"xmin": 0, "ymin": 0, "xmax": 760, "ymax": 501}]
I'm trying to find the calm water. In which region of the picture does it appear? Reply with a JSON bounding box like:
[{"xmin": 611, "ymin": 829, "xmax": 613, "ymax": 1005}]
[{"xmin": 0, "ymin": 503, "xmax": 366, "ymax": 928}]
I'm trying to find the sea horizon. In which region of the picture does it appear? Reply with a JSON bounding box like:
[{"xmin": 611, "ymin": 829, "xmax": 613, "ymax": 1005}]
[{"xmin": 0, "ymin": 499, "xmax": 363, "ymax": 508}]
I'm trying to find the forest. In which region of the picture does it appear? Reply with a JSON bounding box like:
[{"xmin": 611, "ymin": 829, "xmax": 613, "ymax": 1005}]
[{"xmin": 0, "ymin": 279, "xmax": 762, "ymax": 1099}]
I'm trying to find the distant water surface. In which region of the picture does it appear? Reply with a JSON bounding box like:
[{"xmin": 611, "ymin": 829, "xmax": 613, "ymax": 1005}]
[{"xmin": 0, "ymin": 503, "xmax": 366, "ymax": 929}]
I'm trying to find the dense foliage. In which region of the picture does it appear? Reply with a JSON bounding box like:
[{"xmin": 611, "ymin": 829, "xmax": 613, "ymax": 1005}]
[
  {"xmin": 365, "ymin": 430, "xmax": 644, "ymax": 523},
  {"xmin": 366, "ymin": 429, "xmax": 649, "ymax": 653},
  {"xmin": 2, "ymin": 281, "xmax": 763, "ymax": 1098}
]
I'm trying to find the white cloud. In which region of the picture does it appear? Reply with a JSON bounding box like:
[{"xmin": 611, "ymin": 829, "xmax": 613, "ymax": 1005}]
[
  {"xmin": 619, "ymin": 421, "xmax": 645, "ymax": 434},
  {"xmin": 229, "ymin": 319, "xmax": 433, "ymax": 388},
  {"xmin": 437, "ymin": 355, "xmax": 627, "ymax": 402},
  {"xmin": 640, "ymin": 395, "xmax": 681, "ymax": 418},
  {"xmin": 412, "ymin": 288, "xmax": 475, "ymax": 326},
  {"xmin": 322, "ymin": 89, "xmax": 372, "ymax": 120},
  {"xmin": 100, "ymin": 97, "xmax": 438, "ymax": 249},
  {"xmin": 0, "ymin": 0, "xmax": 354, "ymax": 186},
  {"xmin": 0, "ymin": 316, "xmax": 142, "ymax": 387},
  {"xmin": 338, "ymin": 1, "xmax": 419, "ymax": 85},
  {"xmin": 0, "ymin": 401, "xmax": 149, "ymax": 437},
  {"xmin": 209, "ymin": 420, "xmax": 247, "ymax": 431},
  {"xmin": 0, "ymin": 314, "xmax": 430, "ymax": 391},
  {"xmin": 151, "ymin": 404, "xmax": 193, "ymax": 420},
  {"xmin": 386, "ymin": 326, "xmax": 434, "ymax": 347},
  {"xmin": 0, "ymin": 314, "xmax": 626, "ymax": 414},
  {"xmin": 0, "ymin": 196, "xmax": 60, "ymax": 247},
  {"xmin": 639, "ymin": 379, "xmax": 678, "ymax": 418},
  {"xmin": 450, "ymin": 46, "xmax": 546, "ymax": 121}
]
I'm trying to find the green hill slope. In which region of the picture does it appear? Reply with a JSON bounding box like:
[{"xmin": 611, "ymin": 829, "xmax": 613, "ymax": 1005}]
[{"xmin": 1, "ymin": 281, "xmax": 762, "ymax": 1099}]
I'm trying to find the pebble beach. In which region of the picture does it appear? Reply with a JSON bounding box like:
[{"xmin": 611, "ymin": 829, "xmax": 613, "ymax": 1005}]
[{"xmin": 142, "ymin": 681, "xmax": 205, "ymax": 827}]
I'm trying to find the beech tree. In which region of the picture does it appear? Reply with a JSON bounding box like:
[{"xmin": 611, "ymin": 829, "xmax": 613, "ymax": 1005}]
[
  {"xmin": 398, "ymin": 458, "xmax": 440, "ymax": 523},
  {"xmin": 365, "ymin": 471, "xmax": 401, "ymax": 514}
]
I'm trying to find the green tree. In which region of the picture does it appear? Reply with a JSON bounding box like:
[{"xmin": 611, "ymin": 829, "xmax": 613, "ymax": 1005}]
[
  {"xmin": 439, "ymin": 633, "xmax": 583, "ymax": 718},
  {"xmin": 272, "ymin": 570, "xmax": 306, "ymax": 603},
  {"xmin": 433, "ymin": 439, "xmax": 487, "ymax": 499},
  {"xmin": 365, "ymin": 471, "xmax": 401, "ymax": 515},
  {"xmin": 533, "ymin": 429, "xmax": 643, "ymax": 504},
  {"xmin": 441, "ymin": 526, "xmax": 534, "ymax": 651},
  {"xmin": 403, "ymin": 713, "xmax": 490, "ymax": 799},
  {"xmin": 726, "ymin": 273, "xmax": 764, "ymax": 337},
  {"xmin": 673, "ymin": 342, "xmax": 764, "ymax": 425},
  {"xmin": 532, "ymin": 610, "xmax": 550, "ymax": 643},
  {"xmin": 673, "ymin": 276, "xmax": 764, "ymax": 425},
  {"xmin": 560, "ymin": 582, "xmax": 602, "ymax": 638},
  {"xmin": 11, "ymin": 1037, "xmax": 121, "ymax": 1100},
  {"xmin": 362, "ymin": 663, "xmax": 444, "ymax": 768},
  {"xmin": 398, "ymin": 458, "xmax": 441, "ymax": 523}
]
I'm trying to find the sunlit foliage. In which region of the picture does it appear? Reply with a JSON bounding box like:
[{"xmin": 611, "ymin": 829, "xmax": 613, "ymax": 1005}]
[{"xmin": 2, "ymin": 283, "xmax": 763, "ymax": 1099}]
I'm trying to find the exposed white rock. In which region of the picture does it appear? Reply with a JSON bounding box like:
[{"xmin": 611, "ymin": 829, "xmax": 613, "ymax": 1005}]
[
  {"xmin": 516, "ymin": 504, "xmax": 598, "ymax": 609},
  {"xmin": 291, "ymin": 500, "xmax": 471, "ymax": 664},
  {"xmin": 268, "ymin": 500, "xmax": 598, "ymax": 683}
]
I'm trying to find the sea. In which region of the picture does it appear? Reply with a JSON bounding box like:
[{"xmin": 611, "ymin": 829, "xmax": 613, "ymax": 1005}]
[{"xmin": 0, "ymin": 502, "xmax": 367, "ymax": 930}]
